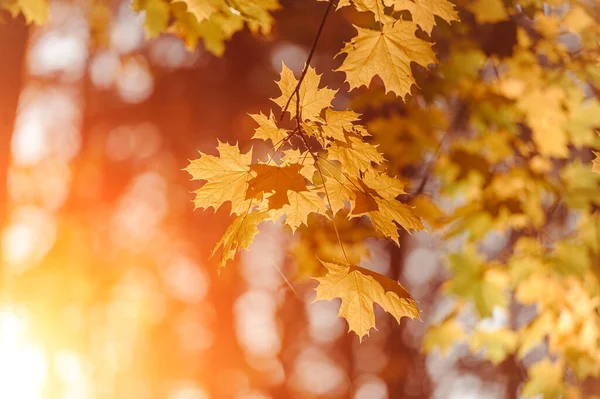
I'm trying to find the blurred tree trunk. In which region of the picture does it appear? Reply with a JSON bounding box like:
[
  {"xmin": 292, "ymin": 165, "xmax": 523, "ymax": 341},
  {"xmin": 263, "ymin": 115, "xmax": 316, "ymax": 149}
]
[
  {"xmin": 387, "ymin": 236, "xmax": 433, "ymax": 398},
  {"xmin": 0, "ymin": 14, "xmax": 29, "ymax": 261}
]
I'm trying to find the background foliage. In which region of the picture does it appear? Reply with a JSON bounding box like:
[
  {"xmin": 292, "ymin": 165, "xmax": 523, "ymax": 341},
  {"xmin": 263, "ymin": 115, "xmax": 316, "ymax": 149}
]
[{"xmin": 0, "ymin": 0, "xmax": 599, "ymax": 398}]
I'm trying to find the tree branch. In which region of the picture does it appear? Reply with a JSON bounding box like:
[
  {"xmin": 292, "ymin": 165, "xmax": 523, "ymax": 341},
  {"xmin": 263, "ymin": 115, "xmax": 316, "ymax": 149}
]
[{"xmin": 280, "ymin": 0, "xmax": 336, "ymax": 120}]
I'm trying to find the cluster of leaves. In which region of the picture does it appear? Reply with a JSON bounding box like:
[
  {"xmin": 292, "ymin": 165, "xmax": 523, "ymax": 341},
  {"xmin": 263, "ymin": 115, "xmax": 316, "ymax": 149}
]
[
  {"xmin": 185, "ymin": 62, "xmax": 424, "ymax": 340},
  {"xmin": 351, "ymin": 0, "xmax": 600, "ymax": 396},
  {"xmin": 9, "ymin": 0, "xmax": 600, "ymax": 395},
  {"xmin": 181, "ymin": 0, "xmax": 461, "ymax": 342},
  {"xmin": 0, "ymin": 0, "xmax": 47, "ymax": 23},
  {"xmin": 132, "ymin": 0, "xmax": 279, "ymax": 55}
]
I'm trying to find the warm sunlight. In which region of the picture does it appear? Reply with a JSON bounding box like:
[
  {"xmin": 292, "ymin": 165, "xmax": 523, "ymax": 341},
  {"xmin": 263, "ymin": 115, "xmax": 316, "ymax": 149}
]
[{"xmin": 0, "ymin": 308, "xmax": 48, "ymax": 399}]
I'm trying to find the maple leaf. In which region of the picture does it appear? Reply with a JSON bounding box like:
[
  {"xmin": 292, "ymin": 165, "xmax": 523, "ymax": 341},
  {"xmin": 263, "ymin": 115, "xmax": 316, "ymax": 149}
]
[
  {"xmin": 593, "ymin": 152, "xmax": 600, "ymax": 174},
  {"xmin": 185, "ymin": 141, "xmax": 253, "ymax": 215},
  {"xmin": 281, "ymin": 149, "xmax": 317, "ymax": 180},
  {"xmin": 271, "ymin": 63, "xmax": 337, "ymax": 121},
  {"xmin": 212, "ymin": 211, "xmax": 268, "ymax": 268},
  {"xmin": 249, "ymin": 111, "xmax": 289, "ymax": 144},
  {"xmin": 423, "ymin": 319, "xmax": 465, "ymax": 354},
  {"xmin": 281, "ymin": 190, "xmax": 326, "ymax": 232},
  {"xmin": 469, "ymin": 328, "xmax": 518, "ymax": 364},
  {"xmin": 246, "ymin": 163, "xmax": 308, "ymax": 209},
  {"xmin": 18, "ymin": 0, "xmax": 48, "ymax": 23},
  {"xmin": 350, "ymin": 0, "xmax": 392, "ymax": 22},
  {"xmin": 390, "ymin": 0, "xmax": 458, "ymax": 35},
  {"xmin": 232, "ymin": 0, "xmax": 280, "ymax": 34},
  {"xmin": 362, "ymin": 169, "xmax": 406, "ymax": 199},
  {"xmin": 314, "ymin": 260, "xmax": 420, "ymax": 341},
  {"xmin": 133, "ymin": 0, "xmax": 170, "ymax": 38},
  {"xmin": 521, "ymin": 360, "xmax": 565, "ymax": 398},
  {"xmin": 337, "ymin": 21, "xmax": 436, "ymax": 98},
  {"xmin": 328, "ymin": 135, "xmax": 385, "ymax": 175},
  {"xmin": 517, "ymin": 87, "xmax": 568, "ymax": 158},
  {"xmin": 466, "ymin": 0, "xmax": 507, "ymax": 23},
  {"xmin": 365, "ymin": 198, "xmax": 424, "ymax": 244},
  {"xmin": 321, "ymin": 109, "xmax": 361, "ymax": 141},
  {"xmin": 445, "ymin": 247, "xmax": 508, "ymax": 318},
  {"xmin": 177, "ymin": 0, "xmax": 222, "ymax": 23},
  {"xmin": 320, "ymin": 172, "xmax": 355, "ymax": 215}
]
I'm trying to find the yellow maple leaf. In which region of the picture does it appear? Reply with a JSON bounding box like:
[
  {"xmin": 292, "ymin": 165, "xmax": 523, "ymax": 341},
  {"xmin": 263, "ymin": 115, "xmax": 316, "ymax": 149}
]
[
  {"xmin": 321, "ymin": 109, "xmax": 361, "ymax": 141},
  {"xmin": 320, "ymin": 172, "xmax": 355, "ymax": 215},
  {"xmin": 411, "ymin": 195, "xmax": 448, "ymax": 229},
  {"xmin": 271, "ymin": 63, "xmax": 337, "ymax": 121},
  {"xmin": 391, "ymin": 0, "xmax": 459, "ymax": 35},
  {"xmin": 351, "ymin": 0, "xmax": 392, "ymax": 22},
  {"xmin": 133, "ymin": 0, "xmax": 170, "ymax": 38},
  {"xmin": 328, "ymin": 135, "xmax": 385, "ymax": 175},
  {"xmin": 185, "ymin": 141, "xmax": 252, "ymax": 215},
  {"xmin": 593, "ymin": 152, "xmax": 600, "ymax": 174},
  {"xmin": 232, "ymin": 0, "xmax": 280, "ymax": 34},
  {"xmin": 467, "ymin": 0, "xmax": 508, "ymax": 23},
  {"xmin": 281, "ymin": 190, "xmax": 326, "ymax": 232},
  {"xmin": 212, "ymin": 211, "xmax": 268, "ymax": 268},
  {"xmin": 469, "ymin": 328, "xmax": 518, "ymax": 364},
  {"xmin": 281, "ymin": 149, "xmax": 316, "ymax": 180},
  {"xmin": 517, "ymin": 87, "xmax": 568, "ymax": 158},
  {"xmin": 445, "ymin": 248, "xmax": 508, "ymax": 318},
  {"xmin": 246, "ymin": 163, "xmax": 308, "ymax": 210},
  {"xmin": 18, "ymin": 0, "xmax": 48, "ymax": 24},
  {"xmin": 423, "ymin": 319, "xmax": 465, "ymax": 354},
  {"xmin": 563, "ymin": 6, "xmax": 594, "ymax": 34},
  {"xmin": 362, "ymin": 169, "xmax": 406, "ymax": 199},
  {"xmin": 521, "ymin": 359, "xmax": 565, "ymax": 398},
  {"xmin": 314, "ymin": 260, "xmax": 420, "ymax": 341},
  {"xmin": 176, "ymin": 0, "xmax": 222, "ymax": 23},
  {"xmin": 365, "ymin": 198, "xmax": 424, "ymax": 244},
  {"xmin": 249, "ymin": 111, "xmax": 289, "ymax": 144},
  {"xmin": 337, "ymin": 21, "xmax": 436, "ymax": 98}
]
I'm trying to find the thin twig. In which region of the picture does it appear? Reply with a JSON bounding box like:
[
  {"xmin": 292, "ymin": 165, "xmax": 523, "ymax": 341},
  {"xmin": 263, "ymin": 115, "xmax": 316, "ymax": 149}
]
[
  {"xmin": 297, "ymin": 132, "xmax": 349, "ymax": 262},
  {"xmin": 280, "ymin": 0, "xmax": 336, "ymax": 120},
  {"xmin": 409, "ymin": 130, "xmax": 449, "ymax": 199},
  {"xmin": 267, "ymin": 254, "xmax": 301, "ymax": 300}
]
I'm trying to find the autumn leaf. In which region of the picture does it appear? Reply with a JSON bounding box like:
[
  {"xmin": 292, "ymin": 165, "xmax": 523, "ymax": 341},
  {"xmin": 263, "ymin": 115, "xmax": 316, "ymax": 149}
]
[
  {"xmin": 422, "ymin": 319, "xmax": 466, "ymax": 354},
  {"xmin": 361, "ymin": 169, "xmax": 406, "ymax": 199},
  {"xmin": 212, "ymin": 211, "xmax": 269, "ymax": 268},
  {"xmin": 320, "ymin": 172, "xmax": 355, "ymax": 216},
  {"xmin": 281, "ymin": 189, "xmax": 326, "ymax": 232},
  {"xmin": 466, "ymin": 0, "xmax": 507, "ymax": 23},
  {"xmin": 469, "ymin": 328, "xmax": 518, "ymax": 364},
  {"xmin": 592, "ymin": 151, "xmax": 600, "ymax": 174},
  {"xmin": 18, "ymin": 0, "xmax": 48, "ymax": 24},
  {"xmin": 281, "ymin": 149, "xmax": 317, "ymax": 180},
  {"xmin": 176, "ymin": 0, "xmax": 221, "ymax": 23},
  {"xmin": 321, "ymin": 109, "xmax": 361, "ymax": 142},
  {"xmin": 391, "ymin": 0, "xmax": 459, "ymax": 35},
  {"xmin": 271, "ymin": 63, "xmax": 337, "ymax": 121},
  {"xmin": 337, "ymin": 21, "xmax": 436, "ymax": 98},
  {"xmin": 249, "ymin": 111, "xmax": 289, "ymax": 144},
  {"xmin": 328, "ymin": 135, "xmax": 385, "ymax": 175},
  {"xmin": 185, "ymin": 141, "xmax": 253, "ymax": 215},
  {"xmin": 133, "ymin": 0, "xmax": 171, "ymax": 38},
  {"xmin": 445, "ymin": 247, "xmax": 508, "ymax": 318},
  {"xmin": 246, "ymin": 163, "xmax": 308, "ymax": 210},
  {"xmin": 365, "ymin": 198, "xmax": 424, "ymax": 244},
  {"xmin": 314, "ymin": 260, "xmax": 420, "ymax": 341},
  {"xmin": 521, "ymin": 359, "xmax": 565, "ymax": 398}
]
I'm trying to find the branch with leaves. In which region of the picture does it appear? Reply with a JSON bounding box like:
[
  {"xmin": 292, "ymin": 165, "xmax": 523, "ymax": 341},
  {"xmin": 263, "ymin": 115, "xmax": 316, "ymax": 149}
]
[{"xmin": 185, "ymin": 0, "xmax": 458, "ymax": 340}]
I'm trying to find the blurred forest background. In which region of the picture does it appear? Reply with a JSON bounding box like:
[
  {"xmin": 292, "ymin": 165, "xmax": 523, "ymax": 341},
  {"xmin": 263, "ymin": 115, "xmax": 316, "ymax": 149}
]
[{"xmin": 0, "ymin": 0, "xmax": 600, "ymax": 398}]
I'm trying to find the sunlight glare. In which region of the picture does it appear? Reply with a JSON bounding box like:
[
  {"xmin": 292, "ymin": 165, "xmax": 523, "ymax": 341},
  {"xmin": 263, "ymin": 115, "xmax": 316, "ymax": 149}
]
[{"xmin": 0, "ymin": 309, "xmax": 48, "ymax": 399}]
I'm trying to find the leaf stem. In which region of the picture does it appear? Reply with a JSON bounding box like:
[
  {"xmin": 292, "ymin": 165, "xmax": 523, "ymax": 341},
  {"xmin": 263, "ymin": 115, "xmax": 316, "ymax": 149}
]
[{"xmin": 280, "ymin": 0, "xmax": 336, "ymax": 120}]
